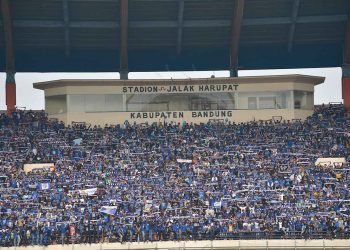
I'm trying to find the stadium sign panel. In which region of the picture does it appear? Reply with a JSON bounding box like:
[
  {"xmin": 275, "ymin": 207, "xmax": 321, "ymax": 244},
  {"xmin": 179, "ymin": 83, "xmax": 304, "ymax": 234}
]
[
  {"xmin": 122, "ymin": 84, "xmax": 239, "ymax": 93},
  {"xmin": 129, "ymin": 110, "xmax": 233, "ymax": 120},
  {"xmin": 33, "ymin": 75, "xmax": 325, "ymax": 126}
]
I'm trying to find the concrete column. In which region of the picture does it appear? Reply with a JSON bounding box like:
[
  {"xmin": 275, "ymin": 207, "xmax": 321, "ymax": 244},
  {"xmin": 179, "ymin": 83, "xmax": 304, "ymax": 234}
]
[
  {"xmin": 6, "ymin": 72, "xmax": 16, "ymax": 115},
  {"xmin": 122, "ymin": 93, "xmax": 127, "ymax": 111},
  {"xmin": 120, "ymin": 71, "xmax": 129, "ymax": 80},
  {"xmin": 342, "ymin": 66, "xmax": 350, "ymax": 110},
  {"xmin": 229, "ymin": 0, "xmax": 245, "ymax": 78},
  {"xmin": 230, "ymin": 68, "xmax": 238, "ymax": 78},
  {"xmin": 290, "ymin": 90, "xmax": 294, "ymax": 110},
  {"xmin": 119, "ymin": 0, "xmax": 129, "ymax": 80},
  {"xmin": 342, "ymin": 14, "xmax": 350, "ymax": 110}
]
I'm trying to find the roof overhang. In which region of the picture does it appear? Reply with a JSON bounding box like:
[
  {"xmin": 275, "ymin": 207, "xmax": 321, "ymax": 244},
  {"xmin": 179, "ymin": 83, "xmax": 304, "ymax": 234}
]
[{"xmin": 33, "ymin": 74, "xmax": 325, "ymax": 90}]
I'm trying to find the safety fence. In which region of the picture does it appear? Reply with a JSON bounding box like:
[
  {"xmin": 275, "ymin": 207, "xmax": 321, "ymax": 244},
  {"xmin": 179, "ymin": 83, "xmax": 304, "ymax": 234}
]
[
  {"xmin": 4, "ymin": 239, "xmax": 350, "ymax": 250},
  {"xmin": 2, "ymin": 231, "xmax": 350, "ymax": 248}
]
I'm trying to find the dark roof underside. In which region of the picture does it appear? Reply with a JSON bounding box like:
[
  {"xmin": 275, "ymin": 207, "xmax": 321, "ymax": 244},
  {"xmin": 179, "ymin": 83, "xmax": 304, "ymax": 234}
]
[{"xmin": 0, "ymin": 0, "xmax": 349, "ymax": 72}]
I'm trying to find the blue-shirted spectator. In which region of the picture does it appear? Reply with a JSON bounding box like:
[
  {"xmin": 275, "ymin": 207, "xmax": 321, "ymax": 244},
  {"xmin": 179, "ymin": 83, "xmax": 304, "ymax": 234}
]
[{"xmin": 0, "ymin": 105, "xmax": 348, "ymax": 246}]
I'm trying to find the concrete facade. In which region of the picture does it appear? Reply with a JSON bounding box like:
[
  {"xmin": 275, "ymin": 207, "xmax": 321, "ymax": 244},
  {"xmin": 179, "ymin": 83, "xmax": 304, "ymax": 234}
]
[
  {"xmin": 5, "ymin": 239, "xmax": 350, "ymax": 250},
  {"xmin": 33, "ymin": 75, "xmax": 324, "ymax": 126}
]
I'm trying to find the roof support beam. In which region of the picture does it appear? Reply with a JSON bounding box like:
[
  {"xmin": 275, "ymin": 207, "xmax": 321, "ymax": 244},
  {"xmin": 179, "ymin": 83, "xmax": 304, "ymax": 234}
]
[
  {"xmin": 62, "ymin": 0, "xmax": 70, "ymax": 57},
  {"xmin": 243, "ymin": 15, "xmax": 347, "ymax": 26},
  {"xmin": 120, "ymin": 0, "xmax": 128, "ymax": 79},
  {"xmin": 1, "ymin": 0, "xmax": 16, "ymax": 114},
  {"xmin": 176, "ymin": 0, "xmax": 185, "ymax": 55},
  {"xmin": 70, "ymin": 0, "xmax": 180, "ymax": 1},
  {"xmin": 342, "ymin": 13, "xmax": 350, "ymax": 110},
  {"xmin": 343, "ymin": 15, "xmax": 350, "ymax": 65},
  {"xmin": 8, "ymin": 15, "xmax": 347, "ymax": 29},
  {"xmin": 1, "ymin": 0, "xmax": 15, "ymax": 73},
  {"xmin": 12, "ymin": 20, "xmax": 120, "ymax": 28},
  {"xmin": 230, "ymin": 0, "xmax": 244, "ymax": 77},
  {"xmin": 287, "ymin": 0, "xmax": 300, "ymax": 53}
]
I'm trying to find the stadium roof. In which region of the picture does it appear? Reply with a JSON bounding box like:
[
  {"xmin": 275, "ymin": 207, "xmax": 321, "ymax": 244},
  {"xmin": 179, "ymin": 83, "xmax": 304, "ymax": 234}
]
[
  {"xmin": 33, "ymin": 74, "xmax": 325, "ymax": 90},
  {"xmin": 1, "ymin": 0, "xmax": 349, "ymax": 73}
]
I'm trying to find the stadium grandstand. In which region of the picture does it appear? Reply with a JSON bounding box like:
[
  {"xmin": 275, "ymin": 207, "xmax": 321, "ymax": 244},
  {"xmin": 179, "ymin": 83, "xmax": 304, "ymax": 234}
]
[
  {"xmin": 0, "ymin": 102, "xmax": 350, "ymax": 250},
  {"xmin": 1, "ymin": 0, "xmax": 350, "ymax": 250}
]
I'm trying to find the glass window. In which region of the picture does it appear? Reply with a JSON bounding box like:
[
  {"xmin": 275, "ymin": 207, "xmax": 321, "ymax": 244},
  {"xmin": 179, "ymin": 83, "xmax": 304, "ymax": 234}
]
[
  {"xmin": 294, "ymin": 91, "xmax": 313, "ymax": 110},
  {"xmin": 238, "ymin": 91, "xmax": 291, "ymax": 110},
  {"xmin": 126, "ymin": 93, "xmax": 235, "ymax": 112},
  {"xmin": 248, "ymin": 97, "xmax": 257, "ymax": 110},
  {"xmin": 63, "ymin": 90, "xmax": 302, "ymax": 113},
  {"xmin": 67, "ymin": 94, "xmax": 85, "ymax": 112},
  {"xmin": 306, "ymin": 92, "xmax": 314, "ymax": 110},
  {"xmin": 276, "ymin": 91, "xmax": 290, "ymax": 109},
  {"xmin": 67, "ymin": 94, "xmax": 123, "ymax": 112},
  {"xmin": 126, "ymin": 94, "xmax": 169, "ymax": 112},
  {"xmin": 259, "ymin": 96, "xmax": 276, "ymax": 109},
  {"xmin": 46, "ymin": 95, "xmax": 67, "ymax": 115},
  {"xmin": 85, "ymin": 95, "xmax": 105, "ymax": 112},
  {"xmin": 105, "ymin": 95, "xmax": 123, "ymax": 112}
]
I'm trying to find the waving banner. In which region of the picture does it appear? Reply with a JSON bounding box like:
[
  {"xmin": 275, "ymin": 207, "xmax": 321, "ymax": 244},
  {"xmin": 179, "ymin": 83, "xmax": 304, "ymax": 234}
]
[
  {"xmin": 79, "ymin": 188, "xmax": 97, "ymax": 196},
  {"xmin": 99, "ymin": 206, "xmax": 118, "ymax": 216}
]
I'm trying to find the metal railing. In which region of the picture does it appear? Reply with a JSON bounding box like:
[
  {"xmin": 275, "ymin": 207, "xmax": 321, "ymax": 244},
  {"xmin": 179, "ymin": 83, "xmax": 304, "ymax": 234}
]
[{"xmin": 1, "ymin": 230, "xmax": 349, "ymax": 248}]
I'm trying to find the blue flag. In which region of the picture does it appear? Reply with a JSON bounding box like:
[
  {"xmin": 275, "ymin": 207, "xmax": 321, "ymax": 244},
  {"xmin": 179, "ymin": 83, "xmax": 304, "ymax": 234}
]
[{"xmin": 39, "ymin": 183, "xmax": 51, "ymax": 190}]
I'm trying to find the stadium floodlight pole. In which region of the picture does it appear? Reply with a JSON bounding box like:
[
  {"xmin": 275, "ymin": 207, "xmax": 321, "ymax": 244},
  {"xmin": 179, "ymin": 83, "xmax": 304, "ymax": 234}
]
[
  {"xmin": 1, "ymin": 0, "xmax": 16, "ymax": 115},
  {"xmin": 229, "ymin": 0, "xmax": 245, "ymax": 78},
  {"xmin": 120, "ymin": 0, "xmax": 129, "ymax": 80}
]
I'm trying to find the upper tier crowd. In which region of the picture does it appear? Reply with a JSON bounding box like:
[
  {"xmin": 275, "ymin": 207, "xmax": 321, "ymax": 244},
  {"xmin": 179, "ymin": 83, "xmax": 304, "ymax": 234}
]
[{"xmin": 0, "ymin": 104, "xmax": 349, "ymax": 246}]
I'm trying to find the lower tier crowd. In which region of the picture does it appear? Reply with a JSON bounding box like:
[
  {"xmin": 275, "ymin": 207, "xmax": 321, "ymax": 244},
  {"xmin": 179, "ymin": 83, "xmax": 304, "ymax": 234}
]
[{"xmin": 0, "ymin": 104, "xmax": 349, "ymax": 246}]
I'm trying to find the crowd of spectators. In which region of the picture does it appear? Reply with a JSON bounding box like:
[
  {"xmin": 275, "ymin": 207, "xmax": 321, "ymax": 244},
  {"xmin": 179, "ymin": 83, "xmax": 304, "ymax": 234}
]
[{"xmin": 0, "ymin": 104, "xmax": 349, "ymax": 246}]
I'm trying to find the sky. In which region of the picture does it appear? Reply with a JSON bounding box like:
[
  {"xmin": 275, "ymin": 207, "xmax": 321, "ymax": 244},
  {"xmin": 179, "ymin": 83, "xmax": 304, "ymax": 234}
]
[{"xmin": 0, "ymin": 67, "xmax": 343, "ymax": 110}]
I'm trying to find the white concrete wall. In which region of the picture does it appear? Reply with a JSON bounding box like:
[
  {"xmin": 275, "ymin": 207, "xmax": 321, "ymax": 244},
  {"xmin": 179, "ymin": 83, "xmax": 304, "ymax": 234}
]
[
  {"xmin": 51, "ymin": 108, "xmax": 313, "ymax": 126},
  {"xmin": 6, "ymin": 239, "xmax": 350, "ymax": 250}
]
